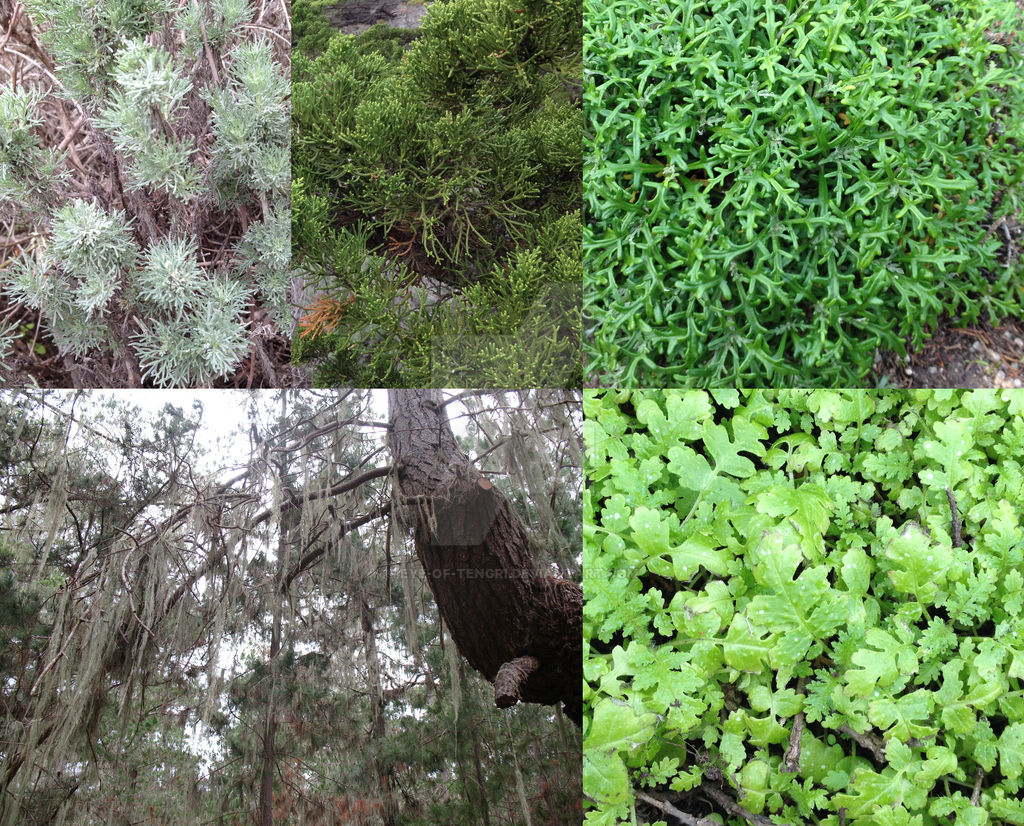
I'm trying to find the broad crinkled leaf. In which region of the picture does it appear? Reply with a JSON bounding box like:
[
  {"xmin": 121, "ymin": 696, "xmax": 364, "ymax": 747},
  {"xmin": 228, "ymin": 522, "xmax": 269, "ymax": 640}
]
[
  {"xmin": 973, "ymin": 718, "xmax": 1000, "ymax": 771},
  {"xmin": 1003, "ymin": 569, "xmax": 1024, "ymax": 618},
  {"xmin": 914, "ymin": 746, "xmax": 957, "ymax": 786},
  {"xmin": 833, "ymin": 759, "xmax": 927, "ymax": 819},
  {"xmin": 841, "ymin": 545, "xmax": 872, "ymax": 594},
  {"xmin": 752, "ymin": 483, "xmax": 831, "ymax": 557},
  {"xmin": 628, "ymin": 506, "xmax": 671, "ymax": 558},
  {"xmin": 684, "ymin": 580, "xmax": 734, "ymax": 629},
  {"xmin": 721, "ymin": 615, "xmax": 773, "ymax": 672},
  {"xmin": 583, "ymin": 750, "xmax": 629, "ymax": 808},
  {"xmin": 999, "ymin": 722, "xmax": 1024, "ymax": 780},
  {"xmin": 990, "ymin": 797, "xmax": 1024, "ymax": 824},
  {"xmin": 701, "ymin": 420, "xmax": 757, "ymax": 478},
  {"xmin": 846, "ymin": 628, "xmax": 918, "ymax": 697},
  {"xmin": 868, "ymin": 688, "xmax": 936, "ymax": 741},
  {"xmin": 646, "ymin": 530, "xmax": 729, "ymax": 581},
  {"xmin": 586, "ymin": 697, "xmax": 658, "ymax": 755},
  {"xmin": 747, "ymin": 530, "xmax": 844, "ymax": 666},
  {"xmin": 885, "ymin": 522, "xmax": 950, "ymax": 605},
  {"xmin": 665, "ymin": 445, "xmax": 715, "ymax": 492},
  {"xmin": 917, "ymin": 418, "xmax": 975, "ymax": 487},
  {"xmin": 807, "ymin": 390, "xmax": 876, "ymax": 427},
  {"xmin": 635, "ymin": 394, "xmax": 708, "ymax": 443},
  {"xmin": 934, "ymin": 660, "xmax": 976, "ymax": 734},
  {"xmin": 719, "ymin": 724, "xmax": 746, "ymax": 771}
]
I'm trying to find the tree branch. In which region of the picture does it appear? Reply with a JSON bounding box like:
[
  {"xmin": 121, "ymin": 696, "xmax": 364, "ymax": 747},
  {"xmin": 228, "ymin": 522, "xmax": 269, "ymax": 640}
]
[
  {"xmin": 494, "ymin": 655, "xmax": 540, "ymax": 708},
  {"xmin": 280, "ymin": 502, "xmax": 391, "ymax": 593},
  {"xmin": 246, "ymin": 465, "xmax": 391, "ymax": 529}
]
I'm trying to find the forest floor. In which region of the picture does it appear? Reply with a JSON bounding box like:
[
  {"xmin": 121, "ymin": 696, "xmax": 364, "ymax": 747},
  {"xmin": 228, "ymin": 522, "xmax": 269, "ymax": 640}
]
[{"xmin": 874, "ymin": 314, "xmax": 1024, "ymax": 388}]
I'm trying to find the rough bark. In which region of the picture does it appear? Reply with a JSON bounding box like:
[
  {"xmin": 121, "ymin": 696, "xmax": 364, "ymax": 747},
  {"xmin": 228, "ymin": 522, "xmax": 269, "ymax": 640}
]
[{"xmin": 386, "ymin": 390, "xmax": 581, "ymax": 726}]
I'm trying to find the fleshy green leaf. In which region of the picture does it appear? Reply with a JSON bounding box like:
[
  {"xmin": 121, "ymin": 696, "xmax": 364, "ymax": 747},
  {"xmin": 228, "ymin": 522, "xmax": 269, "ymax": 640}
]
[{"xmin": 748, "ymin": 530, "xmax": 844, "ymax": 667}]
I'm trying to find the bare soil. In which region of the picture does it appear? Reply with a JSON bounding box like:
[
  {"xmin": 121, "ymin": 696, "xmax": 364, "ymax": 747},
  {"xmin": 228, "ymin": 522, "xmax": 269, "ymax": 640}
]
[{"xmin": 874, "ymin": 315, "xmax": 1024, "ymax": 388}]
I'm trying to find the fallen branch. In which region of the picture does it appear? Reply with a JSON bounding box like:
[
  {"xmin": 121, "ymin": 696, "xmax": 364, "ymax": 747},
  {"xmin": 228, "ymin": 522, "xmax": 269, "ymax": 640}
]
[{"xmin": 635, "ymin": 791, "xmax": 716, "ymax": 826}]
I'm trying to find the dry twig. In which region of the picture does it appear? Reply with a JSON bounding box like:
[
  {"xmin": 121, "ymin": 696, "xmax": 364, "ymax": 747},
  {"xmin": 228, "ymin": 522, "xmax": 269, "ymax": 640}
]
[
  {"xmin": 837, "ymin": 724, "xmax": 888, "ymax": 765},
  {"xmin": 946, "ymin": 486, "xmax": 963, "ymax": 548},
  {"xmin": 782, "ymin": 678, "xmax": 806, "ymax": 773},
  {"xmin": 971, "ymin": 766, "xmax": 985, "ymax": 806},
  {"xmin": 701, "ymin": 783, "xmax": 787, "ymax": 826},
  {"xmin": 635, "ymin": 791, "xmax": 716, "ymax": 826}
]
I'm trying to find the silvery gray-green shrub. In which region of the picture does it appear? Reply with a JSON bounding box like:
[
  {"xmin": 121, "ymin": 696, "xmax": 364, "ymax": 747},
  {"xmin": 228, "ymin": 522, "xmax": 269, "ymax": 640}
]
[{"xmin": 0, "ymin": 0, "xmax": 290, "ymax": 386}]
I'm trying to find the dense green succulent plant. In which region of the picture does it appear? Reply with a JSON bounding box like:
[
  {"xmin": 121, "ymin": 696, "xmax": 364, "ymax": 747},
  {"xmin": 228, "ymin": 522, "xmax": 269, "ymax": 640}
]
[{"xmin": 585, "ymin": 0, "xmax": 1024, "ymax": 386}]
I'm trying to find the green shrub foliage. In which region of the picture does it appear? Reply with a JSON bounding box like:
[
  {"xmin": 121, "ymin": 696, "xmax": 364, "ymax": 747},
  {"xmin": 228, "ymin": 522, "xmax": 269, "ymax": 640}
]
[
  {"xmin": 0, "ymin": 0, "xmax": 290, "ymax": 386},
  {"xmin": 584, "ymin": 0, "xmax": 1024, "ymax": 386},
  {"xmin": 291, "ymin": 0, "xmax": 582, "ymax": 387},
  {"xmin": 291, "ymin": 0, "xmax": 341, "ymax": 57},
  {"xmin": 584, "ymin": 388, "xmax": 1024, "ymax": 825}
]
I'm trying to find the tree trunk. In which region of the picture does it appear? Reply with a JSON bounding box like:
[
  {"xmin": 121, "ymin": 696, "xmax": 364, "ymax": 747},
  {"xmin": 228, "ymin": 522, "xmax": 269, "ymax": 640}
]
[{"xmin": 386, "ymin": 390, "xmax": 581, "ymax": 726}]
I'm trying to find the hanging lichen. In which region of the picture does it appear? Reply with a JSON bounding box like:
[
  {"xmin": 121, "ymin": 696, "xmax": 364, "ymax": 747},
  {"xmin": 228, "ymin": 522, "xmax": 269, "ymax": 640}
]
[
  {"xmin": 444, "ymin": 618, "xmax": 461, "ymax": 724},
  {"xmin": 506, "ymin": 717, "xmax": 535, "ymax": 826},
  {"xmin": 0, "ymin": 388, "xmax": 582, "ymax": 825},
  {"xmin": 33, "ymin": 454, "xmax": 68, "ymax": 585},
  {"xmin": 402, "ymin": 554, "xmax": 420, "ymax": 660}
]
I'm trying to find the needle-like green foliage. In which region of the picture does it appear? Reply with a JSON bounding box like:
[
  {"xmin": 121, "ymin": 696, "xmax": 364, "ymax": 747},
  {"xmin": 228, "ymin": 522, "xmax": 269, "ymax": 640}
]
[
  {"xmin": 585, "ymin": 0, "xmax": 1024, "ymax": 387},
  {"xmin": 291, "ymin": 0, "xmax": 582, "ymax": 387}
]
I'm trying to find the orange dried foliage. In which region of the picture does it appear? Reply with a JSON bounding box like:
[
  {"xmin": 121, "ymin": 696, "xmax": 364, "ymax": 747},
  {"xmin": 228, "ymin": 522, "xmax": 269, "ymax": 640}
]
[{"xmin": 299, "ymin": 294, "xmax": 356, "ymax": 340}]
